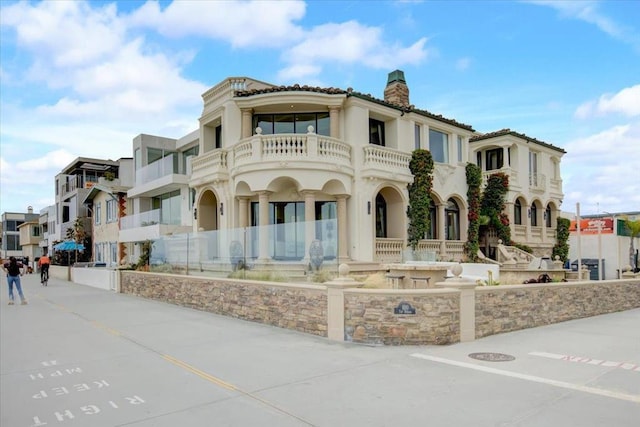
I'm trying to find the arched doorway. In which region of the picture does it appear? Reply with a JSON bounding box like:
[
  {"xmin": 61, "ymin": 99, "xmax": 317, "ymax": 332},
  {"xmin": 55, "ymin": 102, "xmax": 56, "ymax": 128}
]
[{"xmin": 198, "ymin": 190, "xmax": 218, "ymax": 231}]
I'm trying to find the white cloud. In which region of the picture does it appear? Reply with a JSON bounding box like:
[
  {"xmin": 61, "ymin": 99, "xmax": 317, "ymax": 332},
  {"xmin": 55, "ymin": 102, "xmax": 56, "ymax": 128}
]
[
  {"xmin": 527, "ymin": 0, "xmax": 640, "ymax": 50},
  {"xmin": 278, "ymin": 21, "xmax": 430, "ymax": 82},
  {"xmin": 126, "ymin": 0, "xmax": 306, "ymax": 48},
  {"xmin": 575, "ymin": 85, "xmax": 640, "ymax": 119},
  {"xmin": 561, "ymin": 122, "xmax": 640, "ymax": 213}
]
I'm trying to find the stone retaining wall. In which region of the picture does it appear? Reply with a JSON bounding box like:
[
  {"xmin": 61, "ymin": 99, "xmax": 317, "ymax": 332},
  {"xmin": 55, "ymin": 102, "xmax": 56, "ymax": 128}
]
[
  {"xmin": 119, "ymin": 271, "xmax": 639, "ymax": 346},
  {"xmin": 475, "ymin": 280, "xmax": 640, "ymax": 338},
  {"xmin": 120, "ymin": 271, "xmax": 328, "ymax": 337},
  {"xmin": 343, "ymin": 289, "xmax": 460, "ymax": 345}
]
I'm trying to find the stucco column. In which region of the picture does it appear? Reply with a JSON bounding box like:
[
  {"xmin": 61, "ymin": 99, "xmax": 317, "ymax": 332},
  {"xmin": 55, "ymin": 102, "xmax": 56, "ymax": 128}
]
[
  {"xmin": 238, "ymin": 197, "xmax": 249, "ymax": 228},
  {"xmin": 437, "ymin": 203, "xmax": 447, "ymax": 258},
  {"xmin": 302, "ymin": 191, "xmax": 316, "ymax": 263},
  {"xmin": 436, "ymin": 265, "xmax": 477, "ymax": 342},
  {"xmin": 503, "ymin": 146, "xmax": 509, "ymax": 167},
  {"xmin": 526, "ymin": 206, "xmax": 532, "ymax": 241},
  {"xmin": 325, "ymin": 264, "xmax": 362, "ymax": 341},
  {"xmin": 505, "ymin": 201, "xmax": 514, "ymax": 239},
  {"xmin": 241, "ymin": 108, "xmax": 253, "ymax": 139},
  {"xmin": 258, "ymin": 191, "xmax": 271, "ymax": 261},
  {"xmin": 336, "ymin": 195, "xmax": 349, "ymax": 262},
  {"xmin": 329, "ymin": 106, "xmax": 341, "ymax": 139}
]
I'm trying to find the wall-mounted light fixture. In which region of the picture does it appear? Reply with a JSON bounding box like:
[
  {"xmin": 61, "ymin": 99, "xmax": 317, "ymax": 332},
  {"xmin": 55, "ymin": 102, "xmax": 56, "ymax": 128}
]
[
  {"xmin": 367, "ymin": 201, "xmax": 371, "ymax": 215},
  {"xmin": 193, "ymin": 208, "xmax": 197, "ymax": 220},
  {"xmin": 528, "ymin": 208, "xmax": 531, "ymax": 218},
  {"xmin": 220, "ymin": 203, "xmax": 224, "ymax": 216}
]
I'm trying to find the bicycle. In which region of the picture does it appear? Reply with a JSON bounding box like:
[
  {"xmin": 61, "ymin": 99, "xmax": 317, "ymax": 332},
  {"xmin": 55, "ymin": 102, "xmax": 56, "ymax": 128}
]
[{"xmin": 40, "ymin": 265, "xmax": 49, "ymax": 286}]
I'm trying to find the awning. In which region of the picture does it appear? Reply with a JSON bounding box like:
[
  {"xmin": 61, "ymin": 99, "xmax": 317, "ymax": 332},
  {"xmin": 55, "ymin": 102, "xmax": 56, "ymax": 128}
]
[{"xmin": 54, "ymin": 241, "xmax": 85, "ymax": 251}]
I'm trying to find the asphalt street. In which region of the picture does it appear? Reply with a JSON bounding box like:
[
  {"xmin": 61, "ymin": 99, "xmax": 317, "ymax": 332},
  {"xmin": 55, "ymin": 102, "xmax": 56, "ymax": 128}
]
[{"xmin": 1, "ymin": 273, "xmax": 639, "ymax": 427}]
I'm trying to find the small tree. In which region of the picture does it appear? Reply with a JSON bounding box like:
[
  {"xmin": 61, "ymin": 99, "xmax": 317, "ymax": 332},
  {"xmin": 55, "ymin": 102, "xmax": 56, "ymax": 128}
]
[
  {"xmin": 407, "ymin": 149, "xmax": 434, "ymax": 251},
  {"xmin": 621, "ymin": 216, "xmax": 640, "ymax": 271}
]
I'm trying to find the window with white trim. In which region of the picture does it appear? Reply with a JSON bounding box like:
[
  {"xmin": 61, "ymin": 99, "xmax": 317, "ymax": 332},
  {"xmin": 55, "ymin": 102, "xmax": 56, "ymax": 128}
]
[
  {"xmin": 429, "ymin": 129, "xmax": 449, "ymax": 163},
  {"xmin": 95, "ymin": 202, "xmax": 101, "ymax": 225},
  {"xmin": 106, "ymin": 199, "xmax": 117, "ymax": 223}
]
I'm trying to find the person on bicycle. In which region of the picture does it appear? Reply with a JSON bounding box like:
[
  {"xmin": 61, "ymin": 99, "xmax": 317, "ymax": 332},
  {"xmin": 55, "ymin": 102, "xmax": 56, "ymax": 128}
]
[{"xmin": 38, "ymin": 254, "xmax": 51, "ymax": 285}]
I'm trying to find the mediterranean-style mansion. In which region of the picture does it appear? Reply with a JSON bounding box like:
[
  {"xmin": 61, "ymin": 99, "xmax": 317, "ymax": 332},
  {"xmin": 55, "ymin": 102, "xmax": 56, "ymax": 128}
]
[{"xmin": 47, "ymin": 70, "xmax": 565, "ymax": 270}]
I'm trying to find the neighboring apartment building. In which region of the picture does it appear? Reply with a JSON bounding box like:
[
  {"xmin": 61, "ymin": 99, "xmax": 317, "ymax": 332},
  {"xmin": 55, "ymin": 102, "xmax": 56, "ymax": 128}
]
[
  {"xmin": 1, "ymin": 208, "xmax": 39, "ymax": 260},
  {"xmin": 119, "ymin": 132, "xmax": 198, "ymax": 262},
  {"xmin": 176, "ymin": 69, "xmax": 565, "ymax": 265},
  {"xmin": 52, "ymin": 157, "xmax": 122, "ymax": 250},
  {"xmin": 18, "ymin": 215, "xmax": 42, "ymax": 267},
  {"xmin": 82, "ymin": 158, "xmax": 134, "ymax": 266},
  {"xmin": 39, "ymin": 205, "xmax": 56, "ymax": 256}
]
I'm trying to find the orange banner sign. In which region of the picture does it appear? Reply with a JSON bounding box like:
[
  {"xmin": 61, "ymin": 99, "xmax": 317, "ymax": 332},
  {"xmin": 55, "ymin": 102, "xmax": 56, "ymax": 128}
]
[{"xmin": 569, "ymin": 218, "xmax": 614, "ymax": 234}]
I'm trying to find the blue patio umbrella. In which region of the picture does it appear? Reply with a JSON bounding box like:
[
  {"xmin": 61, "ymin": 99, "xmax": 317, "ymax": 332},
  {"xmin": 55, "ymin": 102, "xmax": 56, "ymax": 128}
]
[{"xmin": 54, "ymin": 241, "xmax": 85, "ymax": 251}]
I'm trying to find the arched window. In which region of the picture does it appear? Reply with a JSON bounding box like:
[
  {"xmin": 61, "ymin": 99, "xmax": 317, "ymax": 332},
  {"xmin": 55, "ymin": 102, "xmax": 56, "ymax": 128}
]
[
  {"xmin": 445, "ymin": 199, "xmax": 460, "ymax": 240},
  {"xmin": 545, "ymin": 205, "xmax": 552, "ymax": 227},
  {"xmin": 530, "ymin": 203, "xmax": 538, "ymax": 227},
  {"xmin": 514, "ymin": 199, "xmax": 522, "ymax": 225},
  {"xmin": 426, "ymin": 199, "xmax": 437, "ymax": 239},
  {"xmin": 375, "ymin": 193, "xmax": 387, "ymax": 238}
]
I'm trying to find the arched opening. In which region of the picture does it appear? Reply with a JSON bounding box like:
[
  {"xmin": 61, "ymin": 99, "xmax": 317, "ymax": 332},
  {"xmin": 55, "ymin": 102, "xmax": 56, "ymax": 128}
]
[
  {"xmin": 545, "ymin": 204, "xmax": 552, "ymax": 228},
  {"xmin": 198, "ymin": 190, "xmax": 218, "ymax": 231},
  {"xmin": 531, "ymin": 203, "xmax": 539, "ymax": 227},
  {"xmin": 445, "ymin": 198, "xmax": 460, "ymax": 240},
  {"xmin": 515, "ymin": 199, "xmax": 523, "ymax": 225}
]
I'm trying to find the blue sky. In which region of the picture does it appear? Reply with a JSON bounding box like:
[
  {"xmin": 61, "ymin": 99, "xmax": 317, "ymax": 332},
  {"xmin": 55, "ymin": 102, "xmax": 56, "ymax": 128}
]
[{"xmin": 1, "ymin": 0, "xmax": 639, "ymax": 217}]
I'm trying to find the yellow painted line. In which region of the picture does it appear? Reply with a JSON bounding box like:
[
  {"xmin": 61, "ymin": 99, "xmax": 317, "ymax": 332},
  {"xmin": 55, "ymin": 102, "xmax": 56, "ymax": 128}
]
[
  {"xmin": 161, "ymin": 355, "xmax": 316, "ymax": 425},
  {"xmin": 162, "ymin": 354, "xmax": 236, "ymax": 391},
  {"xmin": 91, "ymin": 320, "xmax": 121, "ymax": 336}
]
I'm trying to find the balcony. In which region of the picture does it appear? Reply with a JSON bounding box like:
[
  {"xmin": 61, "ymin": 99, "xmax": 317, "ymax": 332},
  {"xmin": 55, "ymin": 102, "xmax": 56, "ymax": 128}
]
[
  {"xmin": 119, "ymin": 209, "xmax": 191, "ymax": 243},
  {"xmin": 190, "ymin": 150, "xmax": 229, "ymax": 186},
  {"xmin": 128, "ymin": 154, "xmax": 189, "ymax": 198},
  {"xmin": 481, "ymin": 168, "xmax": 521, "ymax": 191},
  {"xmin": 361, "ymin": 145, "xmax": 412, "ymax": 183},
  {"xmin": 191, "ymin": 132, "xmax": 355, "ymax": 183},
  {"xmin": 529, "ymin": 173, "xmax": 546, "ymax": 193},
  {"xmin": 60, "ymin": 175, "xmax": 99, "ymax": 198}
]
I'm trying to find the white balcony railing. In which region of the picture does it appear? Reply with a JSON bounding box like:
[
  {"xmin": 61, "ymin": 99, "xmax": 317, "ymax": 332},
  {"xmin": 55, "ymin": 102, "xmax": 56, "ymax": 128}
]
[
  {"xmin": 135, "ymin": 155, "xmax": 178, "ymax": 186},
  {"xmin": 232, "ymin": 132, "xmax": 351, "ymax": 167},
  {"xmin": 120, "ymin": 209, "xmax": 161, "ymax": 230},
  {"xmin": 363, "ymin": 145, "xmax": 411, "ymax": 171}
]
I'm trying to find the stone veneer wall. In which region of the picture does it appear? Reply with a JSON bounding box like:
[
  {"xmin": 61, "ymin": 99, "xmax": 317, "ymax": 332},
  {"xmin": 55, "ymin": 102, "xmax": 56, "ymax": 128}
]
[
  {"xmin": 475, "ymin": 280, "xmax": 640, "ymax": 339},
  {"xmin": 343, "ymin": 289, "xmax": 460, "ymax": 345},
  {"xmin": 120, "ymin": 271, "xmax": 328, "ymax": 337},
  {"xmin": 119, "ymin": 272, "xmax": 639, "ymax": 346}
]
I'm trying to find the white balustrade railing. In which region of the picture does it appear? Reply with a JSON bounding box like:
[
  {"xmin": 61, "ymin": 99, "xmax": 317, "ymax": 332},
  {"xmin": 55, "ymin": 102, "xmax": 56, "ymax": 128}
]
[
  {"xmin": 232, "ymin": 133, "xmax": 352, "ymax": 167},
  {"xmin": 191, "ymin": 150, "xmax": 228, "ymax": 174},
  {"xmin": 363, "ymin": 145, "xmax": 411, "ymax": 170}
]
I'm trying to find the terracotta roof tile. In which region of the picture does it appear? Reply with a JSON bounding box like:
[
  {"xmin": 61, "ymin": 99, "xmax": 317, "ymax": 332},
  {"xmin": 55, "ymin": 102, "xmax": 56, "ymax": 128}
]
[
  {"xmin": 470, "ymin": 128, "xmax": 566, "ymax": 153},
  {"xmin": 234, "ymin": 85, "xmax": 474, "ymax": 131}
]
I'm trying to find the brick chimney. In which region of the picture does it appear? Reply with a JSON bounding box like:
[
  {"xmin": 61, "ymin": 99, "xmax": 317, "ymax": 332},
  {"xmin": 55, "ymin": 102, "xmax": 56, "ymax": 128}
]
[{"xmin": 384, "ymin": 70, "xmax": 410, "ymax": 108}]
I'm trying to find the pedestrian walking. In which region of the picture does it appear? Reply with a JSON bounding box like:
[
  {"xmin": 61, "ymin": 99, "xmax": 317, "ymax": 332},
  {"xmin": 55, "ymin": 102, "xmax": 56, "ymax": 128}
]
[{"xmin": 3, "ymin": 256, "xmax": 28, "ymax": 305}]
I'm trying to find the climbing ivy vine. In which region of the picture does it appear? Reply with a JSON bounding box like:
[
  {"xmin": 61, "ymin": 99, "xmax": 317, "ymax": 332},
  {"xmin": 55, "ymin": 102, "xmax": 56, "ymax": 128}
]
[
  {"xmin": 407, "ymin": 149, "xmax": 434, "ymax": 250},
  {"xmin": 552, "ymin": 217, "xmax": 570, "ymax": 262},
  {"xmin": 464, "ymin": 163, "xmax": 482, "ymax": 261}
]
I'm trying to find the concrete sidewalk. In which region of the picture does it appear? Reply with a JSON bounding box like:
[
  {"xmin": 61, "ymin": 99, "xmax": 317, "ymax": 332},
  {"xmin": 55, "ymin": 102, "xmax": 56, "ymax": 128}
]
[{"xmin": 2, "ymin": 273, "xmax": 639, "ymax": 426}]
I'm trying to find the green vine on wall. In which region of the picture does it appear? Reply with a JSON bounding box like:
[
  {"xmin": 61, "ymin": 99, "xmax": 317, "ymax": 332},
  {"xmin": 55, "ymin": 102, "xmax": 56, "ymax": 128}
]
[
  {"xmin": 481, "ymin": 172, "xmax": 512, "ymax": 245},
  {"xmin": 464, "ymin": 163, "xmax": 482, "ymax": 261},
  {"xmin": 407, "ymin": 149, "xmax": 434, "ymax": 250},
  {"xmin": 552, "ymin": 217, "xmax": 570, "ymax": 262}
]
